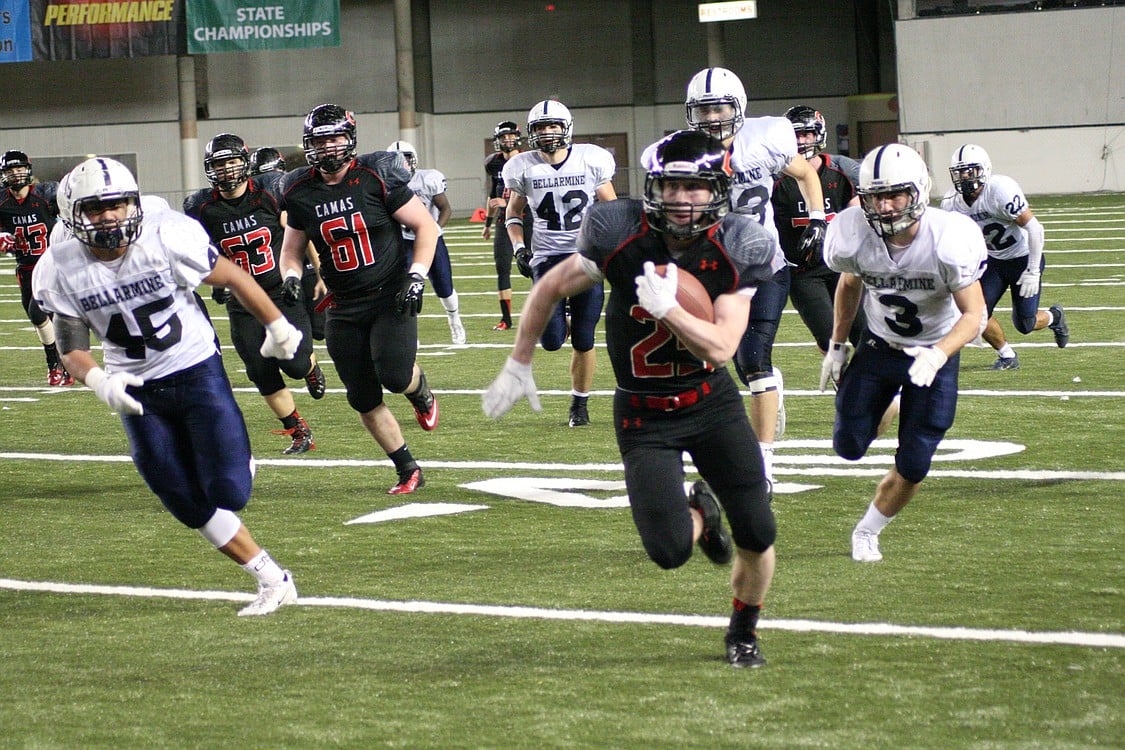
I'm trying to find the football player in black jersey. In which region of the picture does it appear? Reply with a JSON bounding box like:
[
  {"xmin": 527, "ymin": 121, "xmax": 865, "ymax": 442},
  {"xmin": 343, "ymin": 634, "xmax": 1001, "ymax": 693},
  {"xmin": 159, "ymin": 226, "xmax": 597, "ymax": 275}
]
[
  {"xmin": 484, "ymin": 130, "xmax": 779, "ymax": 669},
  {"xmin": 249, "ymin": 146, "xmax": 327, "ymax": 343},
  {"xmin": 278, "ymin": 104, "xmax": 440, "ymax": 495},
  {"xmin": 772, "ymin": 106, "xmax": 866, "ymax": 353},
  {"xmin": 481, "ymin": 121, "xmax": 530, "ymax": 331},
  {"xmin": 184, "ymin": 133, "xmax": 326, "ymax": 455},
  {"xmin": 0, "ymin": 150, "xmax": 73, "ymax": 386}
]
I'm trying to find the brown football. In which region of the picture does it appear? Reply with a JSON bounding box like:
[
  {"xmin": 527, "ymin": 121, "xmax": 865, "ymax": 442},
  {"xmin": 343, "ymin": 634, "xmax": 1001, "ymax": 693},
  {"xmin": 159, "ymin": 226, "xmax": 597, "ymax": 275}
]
[{"xmin": 654, "ymin": 264, "xmax": 715, "ymax": 322}]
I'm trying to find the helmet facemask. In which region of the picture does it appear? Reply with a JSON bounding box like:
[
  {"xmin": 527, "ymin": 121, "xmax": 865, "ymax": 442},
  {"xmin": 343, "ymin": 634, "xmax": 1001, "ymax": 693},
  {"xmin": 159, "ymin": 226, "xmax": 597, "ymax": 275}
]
[
  {"xmin": 1, "ymin": 150, "xmax": 33, "ymax": 191},
  {"xmin": 493, "ymin": 122, "xmax": 521, "ymax": 153},
  {"xmin": 65, "ymin": 157, "xmax": 144, "ymax": 251},
  {"xmin": 859, "ymin": 186, "xmax": 925, "ymax": 239},
  {"xmin": 303, "ymin": 105, "xmax": 357, "ymax": 173},
  {"xmin": 643, "ymin": 130, "xmax": 732, "ymax": 240},
  {"xmin": 74, "ymin": 195, "xmax": 143, "ymax": 250},
  {"xmin": 686, "ymin": 99, "xmax": 744, "ymax": 142},
  {"xmin": 528, "ymin": 120, "xmax": 571, "ymax": 153},
  {"xmin": 950, "ymin": 164, "xmax": 987, "ymax": 200}
]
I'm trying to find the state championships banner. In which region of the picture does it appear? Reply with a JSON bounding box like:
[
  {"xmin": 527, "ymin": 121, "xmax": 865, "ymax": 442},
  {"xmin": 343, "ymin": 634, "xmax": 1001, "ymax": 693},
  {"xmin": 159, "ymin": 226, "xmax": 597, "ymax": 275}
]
[{"xmin": 186, "ymin": 0, "xmax": 337, "ymax": 54}]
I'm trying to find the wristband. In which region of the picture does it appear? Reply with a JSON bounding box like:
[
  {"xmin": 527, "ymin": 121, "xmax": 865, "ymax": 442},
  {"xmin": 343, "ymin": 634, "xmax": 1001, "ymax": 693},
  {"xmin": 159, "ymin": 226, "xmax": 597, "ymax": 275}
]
[
  {"xmin": 504, "ymin": 216, "xmax": 523, "ymax": 228},
  {"xmin": 809, "ymin": 210, "xmax": 826, "ymax": 221},
  {"xmin": 84, "ymin": 366, "xmax": 107, "ymax": 390},
  {"xmin": 514, "ymin": 242, "xmax": 526, "ymax": 253},
  {"xmin": 408, "ymin": 262, "xmax": 429, "ymax": 277},
  {"xmin": 283, "ymin": 269, "xmax": 301, "ymax": 281},
  {"xmin": 485, "ymin": 216, "xmax": 494, "ymax": 227}
]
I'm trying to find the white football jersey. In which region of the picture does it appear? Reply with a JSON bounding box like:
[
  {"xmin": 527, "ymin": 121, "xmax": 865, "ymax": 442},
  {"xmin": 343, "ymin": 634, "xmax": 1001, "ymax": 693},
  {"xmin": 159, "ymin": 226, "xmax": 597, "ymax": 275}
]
[
  {"xmin": 939, "ymin": 174, "xmax": 1029, "ymax": 261},
  {"xmin": 728, "ymin": 115, "xmax": 798, "ymax": 249},
  {"xmin": 825, "ymin": 206, "xmax": 987, "ymax": 347},
  {"xmin": 502, "ymin": 143, "xmax": 616, "ymax": 258},
  {"xmin": 401, "ymin": 168, "xmax": 447, "ymax": 240},
  {"xmin": 33, "ymin": 209, "xmax": 222, "ymax": 380},
  {"xmin": 49, "ymin": 194, "xmax": 172, "ymax": 246}
]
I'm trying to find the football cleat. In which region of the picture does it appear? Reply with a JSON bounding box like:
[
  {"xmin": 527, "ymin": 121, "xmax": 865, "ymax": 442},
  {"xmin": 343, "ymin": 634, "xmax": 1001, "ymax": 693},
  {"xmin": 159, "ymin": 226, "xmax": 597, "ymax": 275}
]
[
  {"xmin": 773, "ymin": 366, "xmax": 786, "ymax": 439},
  {"xmin": 568, "ymin": 397, "xmax": 590, "ymax": 427},
  {"xmin": 688, "ymin": 480, "xmax": 733, "ymax": 565},
  {"xmin": 238, "ymin": 570, "xmax": 297, "ymax": 616},
  {"xmin": 851, "ymin": 527, "xmax": 883, "ymax": 562},
  {"xmin": 449, "ymin": 315, "xmax": 467, "ymax": 345},
  {"xmin": 405, "ymin": 372, "xmax": 439, "ymax": 431},
  {"xmin": 388, "ymin": 467, "xmax": 425, "ymax": 495},
  {"xmin": 47, "ymin": 367, "xmax": 75, "ymax": 387},
  {"xmin": 1048, "ymin": 304, "xmax": 1069, "ymax": 348},
  {"xmin": 989, "ymin": 354, "xmax": 1020, "ymax": 371},
  {"xmin": 725, "ymin": 635, "xmax": 766, "ymax": 668},
  {"xmin": 305, "ymin": 362, "xmax": 327, "ymax": 399},
  {"xmin": 272, "ymin": 417, "xmax": 315, "ymax": 455},
  {"xmin": 492, "ymin": 320, "xmax": 511, "ymax": 331}
]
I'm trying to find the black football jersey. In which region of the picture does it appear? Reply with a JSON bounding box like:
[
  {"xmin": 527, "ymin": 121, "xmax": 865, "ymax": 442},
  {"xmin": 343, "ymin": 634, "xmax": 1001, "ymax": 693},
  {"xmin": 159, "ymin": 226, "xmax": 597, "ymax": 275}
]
[
  {"xmin": 772, "ymin": 153, "xmax": 860, "ymax": 269},
  {"xmin": 183, "ymin": 175, "xmax": 286, "ymax": 298},
  {"xmin": 578, "ymin": 199, "xmax": 776, "ymax": 394},
  {"xmin": 0, "ymin": 182, "xmax": 59, "ymax": 268},
  {"xmin": 279, "ymin": 152, "xmax": 414, "ymax": 298},
  {"xmin": 484, "ymin": 152, "xmax": 506, "ymax": 201}
]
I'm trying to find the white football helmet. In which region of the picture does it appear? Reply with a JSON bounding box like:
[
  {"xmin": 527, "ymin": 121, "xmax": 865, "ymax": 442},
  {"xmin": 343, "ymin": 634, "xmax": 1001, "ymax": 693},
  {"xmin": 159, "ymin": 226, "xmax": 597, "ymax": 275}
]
[
  {"xmin": 386, "ymin": 140, "xmax": 418, "ymax": 175},
  {"xmin": 55, "ymin": 168, "xmax": 74, "ymax": 231},
  {"xmin": 685, "ymin": 67, "xmax": 747, "ymax": 141},
  {"xmin": 526, "ymin": 100, "xmax": 573, "ymax": 153},
  {"xmin": 858, "ymin": 144, "xmax": 931, "ymax": 238},
  {"xmin": 65, "ymin": 157, "xmax": 144, "ymax": 250},
  {"xmin": 949, "ymin": 144, "xmax": 992, "ymax": 199}
]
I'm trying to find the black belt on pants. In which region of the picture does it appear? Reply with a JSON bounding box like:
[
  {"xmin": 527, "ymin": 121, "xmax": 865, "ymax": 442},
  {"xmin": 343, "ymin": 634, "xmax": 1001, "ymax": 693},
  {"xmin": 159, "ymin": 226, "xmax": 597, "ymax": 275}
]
[{"xmin": 628, "ymin": 381, "xmax": 712, "ymax": 412}]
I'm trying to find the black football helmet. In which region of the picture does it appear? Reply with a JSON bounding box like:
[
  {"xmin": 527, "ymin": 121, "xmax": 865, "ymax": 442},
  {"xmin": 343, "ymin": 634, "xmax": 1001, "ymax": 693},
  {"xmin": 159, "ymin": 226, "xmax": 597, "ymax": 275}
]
[
  {"xmin": 248, "ymin": 146, "xmax": 287, "ymax": 176},
  {"xmin": 303, "ymin": 104, "xmax": 357, "ymax": 173},
  {"xmin": 493, "ymin": 121, "xmax": 521, "ymax": 153},
  {"xmin": 204, "ymin": 133, "xmax": 250, "ymax": 192},
  {"xmin": 785, "ymin": 106, "xmax": 827, "ymax": 160},
  {"xmin": 643, "ymin": 130, "xmax": 731, "ymax": 240},
  {"xmin": 1, "ymin": 150, "xmax": 33, "ymax": 191}
]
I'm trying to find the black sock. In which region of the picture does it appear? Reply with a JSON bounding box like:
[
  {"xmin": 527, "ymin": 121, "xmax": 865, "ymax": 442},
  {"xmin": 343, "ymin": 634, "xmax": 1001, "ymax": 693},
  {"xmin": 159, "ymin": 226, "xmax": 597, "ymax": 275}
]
[
  {"xmin": 45, "ymin": 343, "xmax": 60, "ymax": 370},
  {"xmin": 281, "ymin": 411, "xmax": 299, "ymax": 430},
  {"xmin": 388, "ymin": 445, "xmax": 418, "ymax": 474},
  {"xmin": 500, "ymin": 298, "xmax": 512, "ymax": 324},
  {"xmin": 728, "ymin": 598, "xmax": 762, "ymax": 641}
]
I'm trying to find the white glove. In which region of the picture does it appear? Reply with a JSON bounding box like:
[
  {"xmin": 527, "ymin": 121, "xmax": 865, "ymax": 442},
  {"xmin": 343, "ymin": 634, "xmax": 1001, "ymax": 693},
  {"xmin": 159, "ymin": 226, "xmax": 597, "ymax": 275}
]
[
  {"xmin": 86, "ymin": 367, "xmax": 145, "ymax": 415},
  {"xmin": 635, "ymin": 261, "xmax": 680, "ymax": 320},
  {"xmin": 0, "ymin": 232, "xmax": 15, "ymax": 253},
  {"xmin": 482, "ymin": 357, "xmax": 541, "ymax": 418},
  {"xmin": 1016, "ymin": 269, "xmax": 1040, "ymax": 298},
  {"xmin": 903, "ymin": 345, "xmax": 949, "ymax": 388},
  {"xmin": 260, "ymin": 318, "xmax": 302, "ymax": 360},
  {"xmin": 819, "ymin": 341, "xmax": 850, "ymax": 391}
]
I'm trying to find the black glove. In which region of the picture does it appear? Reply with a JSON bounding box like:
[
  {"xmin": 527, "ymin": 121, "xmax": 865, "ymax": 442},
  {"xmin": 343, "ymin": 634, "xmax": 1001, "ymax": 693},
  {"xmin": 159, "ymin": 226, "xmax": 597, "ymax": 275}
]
[
  {"xmin": 281, "ymin": 276, "xmax": 303, "ymax": 304},
  {"xmin": 515, "ymin": 244, "xmax": 533, "ymax": 279},
  {"xmin": 211, "ymin": 286, "xmax": 231, "ymax": 305},
  {"xmin": 396, "ymin": 272, "xmax": 426, "ymax": 316},
  {"xmin": 798, "ymin": 218, "xmax": 828, "ymax": 264}
]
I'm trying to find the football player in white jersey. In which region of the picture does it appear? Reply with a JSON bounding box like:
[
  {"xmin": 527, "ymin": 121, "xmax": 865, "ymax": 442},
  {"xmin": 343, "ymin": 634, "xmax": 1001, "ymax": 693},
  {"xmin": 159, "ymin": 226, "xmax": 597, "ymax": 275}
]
[
  {"xmin": 387, "ymin": 140, "xmax": 466, "ymax": 345},
  {"xmin": 820, "ymin": 144, "xmax": 987, "ymax": 563},
  {"xmin": 32, "ymin": 156, "xmax": 303, "ymax": 616},
  {"xmin": 680, "ymin": 67, "xmax": 828, "ymax": 484},
  {"xmin": 941, "ymin": 144, "xmax": 1069, "ymax": 369},
  {"xmin": 502, "ymin": 99, "xmax": 617, "ymax": 427}
]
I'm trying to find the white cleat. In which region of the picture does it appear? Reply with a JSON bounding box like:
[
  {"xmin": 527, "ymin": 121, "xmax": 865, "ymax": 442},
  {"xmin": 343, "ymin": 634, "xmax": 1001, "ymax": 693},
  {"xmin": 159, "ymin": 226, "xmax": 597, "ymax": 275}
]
[
  {"xmin": 238, "ymin": 570, "xmax": 297, "ymax": 616},
  {"xmin": 773, "ymin": 366, "xmax": 786, "ymax": 439},
  {"xmin": 449, "ymin": 316, "xmax": 467, "ymax": 345},
  {"xmin": 851, "ymin": 529, "xmax": 883, "ymax": 562}
]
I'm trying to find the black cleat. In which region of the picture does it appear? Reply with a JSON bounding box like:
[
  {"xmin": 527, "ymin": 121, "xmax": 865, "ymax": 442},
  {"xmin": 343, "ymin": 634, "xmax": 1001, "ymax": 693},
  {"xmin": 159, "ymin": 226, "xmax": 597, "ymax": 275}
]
[
  {"xmin": 1048, "ymin": 304, "xmax": 1069, "ymax": 348},
  {"xmin": 688, "ymin": 480, "xmax": 733, "ymax": 565},
  {"xmin": 568, "ymin": 397, "xmax": 590, "ymax": 427},
  {"xmin": 989, "ymin": 354, "xmax": 1020, "ymax": 371},
  {"xmin": 405, "ymin": 371, "xmax": 439, "ymax": 431},
  {"xmin": 273, "ymin": 417, "xmax": 314, "ymax": 455},
  {"xmin": 725, "ymin": 635, "xmax": 766, "ymax": 668},
  {"xmin": 305, "ymin": 362, "xmax": 327, "ymax": 399}
]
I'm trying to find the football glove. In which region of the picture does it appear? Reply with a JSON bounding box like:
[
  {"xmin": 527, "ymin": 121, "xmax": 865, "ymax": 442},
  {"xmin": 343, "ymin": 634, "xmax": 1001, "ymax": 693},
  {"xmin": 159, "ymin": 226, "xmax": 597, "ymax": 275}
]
[
  {"xmin": 514, "ymin": 243, "xmax": 533, "ymax": 279},
  {"xmin": 260, "ymin": 318, "xmax": 302, "ymax": 360},
  {"xmin": 797, "ymin": 218, "xmax": 828, "ymax": 264},
  {"xmin": 281, "ymin": 275, "xmax": 303, "ymax": 304},
  {"xmin": 86, "ymin": 367, "xmax": 145, "ymax": 416},
  {"xmin": 482, "ymin": 356, "xmax": 541, "ymax": 418},
  {"xmin": 396, "ymin": 272, "xmax": 426, "ymax": 316},
  {"xmin": 635, "ymin": 261, "xmax": 679, "ymax": 320},
  {"xmin": 0, "ymin": 232, "xmax": 14, "ymax": 254},
  {"xmin": 1016, "ymin": 269, "xmax": 1040, "ymax": 298},
  {"xmin": 903, "ymin": 345, "xmax": 948, "ymax": 388},
  {"xmin": 819, "ymin": 340, "xmax": 850, "ymax": 391},
  {"xmin": 211, "ymin": 286, "xmax": 231, "ymax": 305}
]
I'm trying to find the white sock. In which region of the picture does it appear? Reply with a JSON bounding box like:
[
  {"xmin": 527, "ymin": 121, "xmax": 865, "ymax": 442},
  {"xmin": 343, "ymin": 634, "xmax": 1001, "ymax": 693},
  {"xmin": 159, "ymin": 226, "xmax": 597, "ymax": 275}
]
[
  {"xmin": 998, "ymin": 344, "xmax": 1016, "ymax": 359},
  {"xmin": 857, "ymin": 501, "xmax": 893, "ymax": 534},
  {"xmin": 760, "ymin": 443, "xmax": 774, "ymax": 483},
  {"xmin": 440, "ymin": 292, "xmax": 459, "ymax": 315},
  {"xmin": 241, "ymin": 550, "xmax": 285, "ymax": 585}
]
